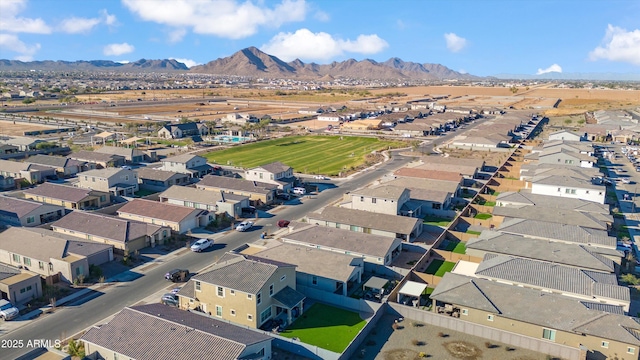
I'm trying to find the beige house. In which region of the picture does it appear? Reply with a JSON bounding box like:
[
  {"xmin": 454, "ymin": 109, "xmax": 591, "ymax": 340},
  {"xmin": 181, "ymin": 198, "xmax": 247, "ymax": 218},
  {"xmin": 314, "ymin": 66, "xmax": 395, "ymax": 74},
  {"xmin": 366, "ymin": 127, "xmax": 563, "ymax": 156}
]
[
  {"xmin": 116, "ymin": 198, "xmax": 210, "ymax": 234},
  {"xmin": 0, "ymin": 264, "xmax": 42, "ymax": 305},
  {"xmin": 0, "ymin": 227, "xmax": 113, "ymax": 284},
  {"xmin": 159, "ymin": 154, "xmax": 212, "ymax": 178},
  {"xmin": 0, "ymin": 159, "xmax": 56, "ymax": 184},
  {"xmin": 77, "ymin": 168, "xmax": 139, "ymax": 197},
  {"xmin": 244, "ymin": 161, "xmax": 294, "ymax": 191},
  {"xmin": 51, "ymin": 211, "xmax": 171, "ymax": 253},
  {"xmin": 0, "ymin": 195, "xmax": 65, "ymax": 227},
  {"xmin": 177, "ymin": 253, "xmax": 305, "ymax": 329},
  {"xmin": 135, "ymin": 167, "xmax": 190, "ymax": 192},
  {"xmin": 24, "ymin": 154, "xmax": 84, "ymax": 177},
  {"xmin": 196, "ymin": 175, "xmax": 277, "ymax": 206},
  {"xmin": 350, "ymin": 185, "xmax": 411, "ymax": 216},
  {"xmin": 81, "ymin": 304, "xmax": 272, "ymax": 360},
  {"xmin": 158, "ymin": 185, "xmax": 249, "ymax": 219},
  {"xmin": 23, "ymin": 182, "xmax": 111, "ymax": 210},
  {"xmin": 68, "ymin": 150, "xmax": 124, "ymax": 168},
  {"xmin": 93, "ymin": 146, "xmax": 148, "ymax": 164},
  {"xmin": 431, "ymin": 273, "xmax": 640, "ymax": 360}
]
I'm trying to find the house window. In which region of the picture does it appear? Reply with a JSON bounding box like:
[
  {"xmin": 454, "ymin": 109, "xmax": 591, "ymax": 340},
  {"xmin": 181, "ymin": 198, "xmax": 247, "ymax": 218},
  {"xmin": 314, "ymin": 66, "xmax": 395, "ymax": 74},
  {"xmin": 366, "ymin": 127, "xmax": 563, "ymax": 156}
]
[
  {"xmin": 12, "ymin": 254, "xmax": 20, "ymax": 262},
  {"xmin": 628, "ymin": 347, "xmax": 635, "ymax": 355},
  {"xmin": 487, "ymin": 314, "xmax": 494, "ymax": 322},
  {"xmin": 195, "ymin": 281, "xmax": 201, "ymax": 292},
  {"xmin": 23, "ymin": 257, "xmax": 31, "ymax": 266},
  {"xmin": 360, "ymin": 196, "xmax": 364, "ymax": 202},
  {"xmin": 257, "ymin": 292, "xmax": 262, "ymax": 305},
  {"xmin": 39, "ymin": 261, "xmax": 45, "ymax": 270},
  {"xmin": 601, "ymin": 341, "xmax": 608, "ymax": 348},
  {"xmin": 215, "ymin": 305, "xmax": 222, "ymax": 317},
  {"xmin": 125, "ymin": 175, "xmax": 129, "ymax": 181},
  {"xmin": 372, "ymin": 198, "xmax": 376, "ymax": 204},
  {"xmin": 461, "ymin": 309, "xmax": 468, "ymax": 316},
  {"xmin": 599, "ymin": 192, "xmax": 603, "ymax": 195},
  {"xmin": 230, "ymin": 289, "xmax": 235, "ymax": 295},
  {"xmin": 269, "ymin": 284, "xmax": 274, "ymax": 296},
  {"xmin": 280, "ymin": 275, "xmax": 286, "ymax": 282},
  {"xmin": 585, "ymin": 190, "xmax": 589, "ymax": 194},
  {"xmin": 335, "ymin": 223, "xmax": 341, "ymax": 228},
  {"xmin": 312, "ymin": 276, "xmax": 318, "ymax": 285},
  {"xmin": 100, "ymin": 195, "xmax": 106, "ymax": 202},
  {"xmin": 230, "ymin": 309, "xmax": 236, "ymax": 316},
  {"xmin": 49, "ymin": 263, "xmax": 53, "ymax": 271},
  {"xmin": 217, "ymin": 286, "xmax": 224, "ymax": 297},
  {"xmin": 247, "ymin": 294, "xmax": 252, "ymax": 300},
  {"xmin": 259, "ymin": 173, "xmax": 263, "ymax": 179},
  {"xmin": 76, "ymin": 266, "xmax": 83, "ymax": 276},
  {"xmin": 92, "ymin": 177, "xmax": 95, "ymax": 182},
  {"xmin": 26, "ymin": 216, "xmax": 35, "ymax": 224},
  {"xmin": 247, "ymin": 314, "xmax": 253, "ymax": 321},
  {"xmin": 260, "ymin": 307, "xmax": 272, "ymax": 324},
  {"xmin": 542, "ymin": 328, "xmax": 556, "ymax": 341}
]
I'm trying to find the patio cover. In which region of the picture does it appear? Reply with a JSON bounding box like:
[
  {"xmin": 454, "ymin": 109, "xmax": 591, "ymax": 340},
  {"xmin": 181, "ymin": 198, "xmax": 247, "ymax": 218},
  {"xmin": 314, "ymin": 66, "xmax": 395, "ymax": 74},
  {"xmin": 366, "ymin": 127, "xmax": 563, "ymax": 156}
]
[
  {"xmin": 398, "ymin": 280, "xmax": 428, "ymax": 298},
  {"xmin": 363, "ymin": 276, "xmax": 389, "ymax": 293},
  {"xmin": 121, "ymin": 136, "xmax": 143, "ymax": 145},
  {"xmin": 94, "ymin": 131, "xmax": 115, "ymax": 139}
]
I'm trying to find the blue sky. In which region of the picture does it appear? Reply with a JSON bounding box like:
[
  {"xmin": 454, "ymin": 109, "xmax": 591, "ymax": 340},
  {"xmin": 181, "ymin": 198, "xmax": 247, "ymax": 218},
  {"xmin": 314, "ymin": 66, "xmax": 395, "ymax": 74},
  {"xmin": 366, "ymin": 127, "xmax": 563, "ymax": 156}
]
[{"xmin": 1, "ymin": 0, "xmax": 639, "ymax": 76}]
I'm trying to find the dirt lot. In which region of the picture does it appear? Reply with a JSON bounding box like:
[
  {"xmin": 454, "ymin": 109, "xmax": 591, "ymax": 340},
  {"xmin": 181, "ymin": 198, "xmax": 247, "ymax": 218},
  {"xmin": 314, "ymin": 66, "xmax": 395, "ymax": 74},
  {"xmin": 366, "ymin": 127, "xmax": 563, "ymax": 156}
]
[
  {"xmin": 0, "ymin": 120, "xmax": 59, "ymax": 136},
  {"xmin": 440, "ymin": 148, "xmax": 509, "ymax": 168},
  {"xmin": 356, "ymin": 314, "xmax": 551, "ymax": 360}
]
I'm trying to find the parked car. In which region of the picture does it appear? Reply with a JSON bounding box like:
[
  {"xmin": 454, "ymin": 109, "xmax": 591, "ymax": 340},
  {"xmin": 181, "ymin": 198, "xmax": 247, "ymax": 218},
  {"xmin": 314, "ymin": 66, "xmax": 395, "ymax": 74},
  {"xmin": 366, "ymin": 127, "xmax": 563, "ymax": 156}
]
[
  {"xmin": 293, "ymin": 187, "xmax": 306, "ymax": 195},
  {"xmin": 313, "ymin": 175, "xmax": 328, "ymax": 180},
  {"xmin": 161, "ymin": 293, "xmax": 179, "ymax": 307},
  {"xmin": 236, "ymin": 221, "xmax": 254, "ymax": 232},
  {"xmin": 165, "ymin": 269, "xmax": 189, "ymax": 282},
  {"xmin": 170, "ymin": 287, "xmax": 182, "ymax": 295},
  {"xmin": 276, "ymin": 193, "xmax": 291, "ymax": 200},
  {"xmin": 190, "ymin": 238, "xmax": 213, "ymax": 252},
  {"xmin": 277, "ymin": 219, "xmax": 291, "ymax": 228},
  {"xmin": 0, "ymin": 299, "xmax": 19, "ymax": 321}
]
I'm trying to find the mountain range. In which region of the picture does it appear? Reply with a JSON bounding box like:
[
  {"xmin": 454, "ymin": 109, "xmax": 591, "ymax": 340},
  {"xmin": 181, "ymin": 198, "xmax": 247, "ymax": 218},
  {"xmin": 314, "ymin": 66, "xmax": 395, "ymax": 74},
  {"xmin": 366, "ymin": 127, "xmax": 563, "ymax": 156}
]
[{"xmin": 0, "ymin": 47, "xmax": 475, "ymax": 80}]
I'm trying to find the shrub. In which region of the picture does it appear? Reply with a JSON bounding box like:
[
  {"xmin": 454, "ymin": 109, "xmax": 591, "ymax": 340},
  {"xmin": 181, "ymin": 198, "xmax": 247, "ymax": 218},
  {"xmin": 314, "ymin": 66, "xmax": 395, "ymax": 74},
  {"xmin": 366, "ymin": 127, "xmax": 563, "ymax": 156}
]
[
  {"xmin": 412, "ymin": 339, "xmax": 425, "ymax": 346},
  {"xmin": 438, "ymin": 332, "xmax": 447, "ymax": 338}
]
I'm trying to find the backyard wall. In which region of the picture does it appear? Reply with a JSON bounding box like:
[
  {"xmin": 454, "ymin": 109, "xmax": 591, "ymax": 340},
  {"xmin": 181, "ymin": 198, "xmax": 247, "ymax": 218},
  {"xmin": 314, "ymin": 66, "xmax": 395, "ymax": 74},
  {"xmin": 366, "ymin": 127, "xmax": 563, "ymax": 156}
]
[
  {"xmin": 297, "ymin": 285, "xmax": 381, "ymax": 315},
  {"xmin": 432, "ymin": 249, "xmax": 482, "ymax": 263},
  {"xmin": 338, "ymin": 303, "xmax": 388, "ymax": 360},
  {"xmin": 387, "ymin": 303, "xmax": 582, "ymax": 360}
]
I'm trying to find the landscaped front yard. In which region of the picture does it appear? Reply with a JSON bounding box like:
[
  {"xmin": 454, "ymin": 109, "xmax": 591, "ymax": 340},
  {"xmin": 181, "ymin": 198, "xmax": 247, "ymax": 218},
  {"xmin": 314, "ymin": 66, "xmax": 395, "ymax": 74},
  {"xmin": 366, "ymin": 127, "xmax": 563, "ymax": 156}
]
[
  {"xmin": 203, "ymin": 135, "xmax": 406, "ymax": 176},
  {"xmin": 280, "ymin": 303, "xmax": 366, "ymax": 353}
]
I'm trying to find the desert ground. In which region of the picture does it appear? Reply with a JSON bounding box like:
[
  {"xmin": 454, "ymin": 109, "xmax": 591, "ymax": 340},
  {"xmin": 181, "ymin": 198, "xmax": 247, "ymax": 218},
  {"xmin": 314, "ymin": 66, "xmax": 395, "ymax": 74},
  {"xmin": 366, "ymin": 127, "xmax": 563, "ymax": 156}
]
[{"xmin": 0, "ymin": 120, "xmax": 60, "ymax": 136}]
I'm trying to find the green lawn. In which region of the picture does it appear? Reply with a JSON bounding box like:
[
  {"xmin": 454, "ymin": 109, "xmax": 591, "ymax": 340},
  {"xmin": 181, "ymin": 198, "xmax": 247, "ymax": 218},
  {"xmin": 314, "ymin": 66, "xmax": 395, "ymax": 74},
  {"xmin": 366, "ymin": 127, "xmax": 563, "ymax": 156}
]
[
  {"xmin": 202, "ymin": 135, "xmax": 406, "ymax": 176},
  {"xmin": 280, "ymin": 303, "xmax": 365, "ymax": 353},
  {"xmin": 423, "ymin": 215, "xmax": 452, "ymax": 227},
  {"xmin": 466, "ymin": 230, "xmax": 482, "ymax": 235},
  {"xmin": 424, "ymin": 259, "xmax": 444, "ymax": 275},
  {"xmin": 483, "ymin": 201, "xmax": 496, "ymax": 206},
  {"xmin": 435, "ymin": 261, "xmax": 457, "ymax": 277},
  {"xmin": 474, "ymin": 213, "xmax": 493, "ymax": 220},
  {"xmin": 452, "ymin": 242, "xmax": 466, "ymax": 254},
  {"xmin": 441, "ymin": 241, "xmax": 458, "ymax": 251}
]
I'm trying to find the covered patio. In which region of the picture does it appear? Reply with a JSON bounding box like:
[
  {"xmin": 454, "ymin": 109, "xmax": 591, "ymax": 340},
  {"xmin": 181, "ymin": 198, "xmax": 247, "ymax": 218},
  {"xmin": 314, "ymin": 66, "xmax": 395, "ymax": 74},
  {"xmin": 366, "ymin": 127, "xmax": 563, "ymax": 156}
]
[
  {"xmin": 363, "ymin": 276, "xmax": 389, "ymax": 301},
  {"xmin": 397, "ymin": 280, "xmax": 428, "ymax": 307},
  {"xmin": 267, "ymin": 286, "xmax": 306, "ymax": 331}
]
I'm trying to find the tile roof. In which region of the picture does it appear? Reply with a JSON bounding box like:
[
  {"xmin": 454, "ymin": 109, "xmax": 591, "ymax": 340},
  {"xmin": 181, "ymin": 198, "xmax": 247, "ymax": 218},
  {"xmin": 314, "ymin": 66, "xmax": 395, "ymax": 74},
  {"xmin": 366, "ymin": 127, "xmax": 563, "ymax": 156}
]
[
  {"xmin": 271, "ymin": 286, "xmax": 306, "ymax": 309},
  {"xmin": 0, "ymin": 263, "xmax": 20, "ymax": 282},
  {"xmin": 418, "ymin": 155, "xmax": 484, "ymax": 169},
  {"xmin": 197, "ymin": 175, "xmax": 277, "ymax": 194},
  {"xmin": 519, "ymin": 163, "xmax": 600, "ymax": 180},
  {"xmin": 384, "ymin": 176, "xmax": 460, "ymax": 194},
  {"xmin": 352, "ymin": 185, "xmax": 407, "ymax": 200},
  {"xmin": 159, "ymin": 185, "xmax": 246, "ymax": 205},
  {"xmin": 69, "ymin": 150, "xmax": 124, "ymax": 163},
  {"xmin": 0, "ymin": 195, "xmax": 62, "ymax": 218},
  {"xmin": 496, "ymin": 191, "xmax": 609, "ymax": 214},
  {"xmin": 497, "ymin": 218, "xmax": 616, "ymax": 248},
  {"xmin": 310, "ymin": 206, "xmax": 420, "ymax": 235},
  {"xmin": 23, "ymin": 182, "xmax": 101, "ymax": 203},
  {"xmin": 162, "ymin": 154, "xmax": 204, "ymax": 164},
  {"xmin": 431, "ymin": 273, "xmax": 640, "ymax": 346},
  {"xmin": 579, "ymin": 301, "xmax": 625, "ymax": 315},
  {"xmin": 281, "ymin": 225, "xmax": 399, "ymax": 258},
  {"xmin": 253, "ymin": 242, "xmax": 361, "ymax": 282},
  {"xmin": 475, "ymin": 254, "xmax": 629, "ymax": 302},
  {"xmin": 394, "ymin": 168, "xmax": 463, "ymax": 182},
  {"xmin": 491, "ymin": 206, "xmax": 611, "ymax": 230},
  {"xmin": 193, "ymin": 253, "xmax": 294, "ymax": 294},
  {"xmin": 531, "ymin": 174, "xmax": 604, "ymax": 191},
  {"xmin": 252, "ymin": 161, "xmax": 291, "ymax": 174},
  {"xmin": 0, "ymin": 159, "xmax": 31, "ymax": 172},
  {"xmin": 94, "ymin": 146, "xmax": 143, "ymax": 158},
  {"xmin": 25, "ymin": 154, "xmax": 73, "ymax": 168},
  {"xmin": 466, "ymin": 231, "xmax": 616, "ymax": 272},
  {"xmin": 117, "ymin": 199, "xmax": 204, "ymax": 223},
  {"xmin": 81, "ymin": 304, "xmax": 270, "ymax": 360},
  {"xmin": 79, "ymin": 168, "xmax": 128, "ymax": 178},
  {"xmin": 51, "ymin": 211, "xmax": 164, "ymax": 243},
  {"xmin": 135, "ymin": 167, "xmax": 186, "ymax": 182}
]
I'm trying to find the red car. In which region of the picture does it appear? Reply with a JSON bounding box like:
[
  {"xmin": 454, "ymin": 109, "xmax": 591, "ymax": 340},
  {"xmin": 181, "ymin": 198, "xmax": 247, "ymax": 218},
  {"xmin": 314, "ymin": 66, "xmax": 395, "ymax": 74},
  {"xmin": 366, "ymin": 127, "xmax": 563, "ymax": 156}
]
[{"xmin": 277, "ymin": 220, "xmax": 290, "ymax": 228}]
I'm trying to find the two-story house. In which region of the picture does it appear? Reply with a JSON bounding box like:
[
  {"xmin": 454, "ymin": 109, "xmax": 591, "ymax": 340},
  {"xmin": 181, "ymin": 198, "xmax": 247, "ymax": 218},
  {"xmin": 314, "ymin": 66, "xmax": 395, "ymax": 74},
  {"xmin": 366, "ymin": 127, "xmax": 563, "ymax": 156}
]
[
  {"xmin": 157, "ymin": 122, "xmax": 209, "ymax": 139},
  {"xmin": 24, "ymin": 154, "xmax": 84, "ymax": 177},
  {"xmin": 116, "ymin": 198, "xmax": 211, "ymax": 234},
  {"xmin": 196, "ymin": 175, "xmax": 277, "ymax": 206},
  {"xmin": 134, "ymin": 167, "xmax": 191, "ymax": 192},
  {"xmin": 177, "ymin": 253, "xmax": 305, "ymax": 330},
  {"xmin": 0, "ymin": 159, "xmax": 56, "ymax": 185},
  {"xmin": 68, "ymin": 150, "xmax": 124, "ymax": 168},
  {"xmin": 244, "ymin": 162, "xmax": 295, "ymax": 192},
  {"xmin": 349, "ymin": 185, "xmax": 412, "ymax": 216},
  {"xmin": 158, "ymin": 185, "xmax": 249, "ymax": 219},
  {"xmin": 159, "ymin": 154, "xmax": 212, "ymax": 178},
  {"xmin": 94, "ymin": 146, "xmax": 147, "ymax": 164},
  {"xmin": 76, "ymin": 168, "xmax": 139, "ymax": 197}
]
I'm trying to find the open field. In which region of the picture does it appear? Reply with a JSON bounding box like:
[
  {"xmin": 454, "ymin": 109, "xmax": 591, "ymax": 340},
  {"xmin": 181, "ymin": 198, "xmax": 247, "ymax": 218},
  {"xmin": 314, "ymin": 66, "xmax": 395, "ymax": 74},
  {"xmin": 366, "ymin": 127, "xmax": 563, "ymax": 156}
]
[
  {"xmin": 0, "ymin": 120, "xmax": 60, "ymax": 136},
  {"xmin": 280, "ymin": 303, "xmax": 366, "ymax": 353},
  {"xmin": 203, "ymin": 135, "xmax": 407, "ymax": 175}
]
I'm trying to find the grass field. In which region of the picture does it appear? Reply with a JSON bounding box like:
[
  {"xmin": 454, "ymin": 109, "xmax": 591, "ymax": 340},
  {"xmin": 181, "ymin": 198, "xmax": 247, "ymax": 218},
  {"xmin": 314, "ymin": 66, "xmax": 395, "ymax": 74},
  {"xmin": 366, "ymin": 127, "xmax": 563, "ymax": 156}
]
[
  {"xmin": 203, "ymin": 135, "xmax": 406, "ymax": 175},
  {"xmin": 280, "ymin": 303, "xmax": 366, "ymax": 353},
  {"xmin": 452, "ymin": 242, "xmax": 466, "ymax": 254},
  {"xmin": 435, "ymin": 261, "xmax": 457, "ymax": 277},
  {"xmin": 423, "ymin": 215, "xmax": 452, "ymax": 227},
  {"xmin": 424, "ymin": 259, "xmax": 444, "ymax": 275}
]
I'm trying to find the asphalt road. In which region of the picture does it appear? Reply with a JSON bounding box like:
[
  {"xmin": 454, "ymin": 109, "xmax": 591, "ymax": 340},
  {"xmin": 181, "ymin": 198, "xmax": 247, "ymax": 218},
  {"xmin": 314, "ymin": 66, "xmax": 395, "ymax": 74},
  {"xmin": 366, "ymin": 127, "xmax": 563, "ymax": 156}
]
[{"xmin": 0, "ymin": 148, "xmax": 413, "ymax": 359}]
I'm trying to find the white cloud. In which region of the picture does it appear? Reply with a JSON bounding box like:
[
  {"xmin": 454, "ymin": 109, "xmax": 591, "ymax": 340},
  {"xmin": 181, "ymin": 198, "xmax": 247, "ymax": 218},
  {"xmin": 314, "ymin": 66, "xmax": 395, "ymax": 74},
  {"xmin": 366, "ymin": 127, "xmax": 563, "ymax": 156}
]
[
  {"xmin": 58, "ymin": 9, "xmax": 118, "ymax": 34},
  {"xmin": 122, "ymin": 0, "xmax": 307, "ymax": 40},
  {"xmin": 103, "ymin": 42, "xmax": 135, "ymax": 56},
  {"xmin": 168, "ymin": 28, "xmax": 187, "ymax": 43},
  {"xmin": 314, "ymin": 10, "xmax": 330, "ymax": 22},
  {"xmin": 261, "ymin": 28, "xmax": 388, "ymax": 61},
  {"xmin": 444, "ymin": 32, "xmax": 467, "ymax": 53},
  {"xmin": 589, "ymin": 24, "xmax": 640, "ymax": 66},
  {"xmin": 0, "ymin": 33, "xmax": 40, "ymax": 61},
  {"xmin": 0, "ymin": 0, "xmax": 51, "ymax": 34},
  {"xmin": 536, "ymin": 63, "xmax": 563, "ymax": 75},
  {"xmin": 170, "ymin": 58, "xmax": 200, "ymax": 68},
  {"xmin": 100, "ymin": 9, "xmax": 117, "ymax": 26}
]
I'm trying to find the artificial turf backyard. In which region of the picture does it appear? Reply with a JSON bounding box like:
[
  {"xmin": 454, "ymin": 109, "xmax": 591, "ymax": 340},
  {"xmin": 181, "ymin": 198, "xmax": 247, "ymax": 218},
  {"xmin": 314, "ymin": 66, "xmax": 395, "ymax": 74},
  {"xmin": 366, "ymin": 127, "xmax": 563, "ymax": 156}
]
[
  {"xmin": 203, "ymin": 135, "xmax": 406, "ymax": 176},
  {"xmin": 280, "ymin": 303, "xmax": 366, "ymax": 353},
  {"xmin": 423, "ymin": 259, "xmax": 457, "ymax": 277}
]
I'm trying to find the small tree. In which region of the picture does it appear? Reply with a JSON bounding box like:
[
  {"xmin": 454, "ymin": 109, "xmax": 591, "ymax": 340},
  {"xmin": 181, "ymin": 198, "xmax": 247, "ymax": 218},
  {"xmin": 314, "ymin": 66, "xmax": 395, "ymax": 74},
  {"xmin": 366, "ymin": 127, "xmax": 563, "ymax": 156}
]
[{"xmin": 67, "ymin": 339, "xmax": 85, "ymax": 358}]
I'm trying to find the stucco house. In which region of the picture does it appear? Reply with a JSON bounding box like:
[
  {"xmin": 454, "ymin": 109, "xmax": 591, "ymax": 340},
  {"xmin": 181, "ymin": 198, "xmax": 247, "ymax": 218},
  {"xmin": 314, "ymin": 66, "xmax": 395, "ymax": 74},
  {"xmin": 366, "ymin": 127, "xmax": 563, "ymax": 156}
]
[
  {"xmin": 116, "ymin": 198, "xmax": 211, "ymax": 234},
  {"xmin": 196, "ymin": 175, "xmax": 277, "ymax": 206},
  {"xmin": 24, "ymin": 154, "xmax": 84, "ymax": 177},
  {"xmin": 159, "ymin": 154, "xmax": 212, "ymax": 178},
  {"xmin": 244, "ymin": 162, "xmax": 295, "ymax": 192},
  {"xmin": 349, "ymin": 185, "xmax": 412, "ymax": 216},
  {"xmin": 77, "ymin": 168, "xmax": 139, "ymax": 197},
  {"xmin": 135, "ymin": 167, "xmax": 191, "ymax": 192},
  {"xmin": 157, "ymin": 122, "xmax": 209, "ymax": 139},
  {"xmin": 0, "ymin": 195, "xmax": 65, "ymax": 227},
  {"xmin": 0, "ymin": 264, "xmax": 42, "ymax": 305},
  {"xmin": 158, "ymin": 185, "xmax": 249, "ymax": 219},
  {"xmin": 23, "ymin": 182, "xmax": 111, "ymax": 210},
  {"xmin": 0, "ymin": 159, "xmax": 56, "ymax": 185}
]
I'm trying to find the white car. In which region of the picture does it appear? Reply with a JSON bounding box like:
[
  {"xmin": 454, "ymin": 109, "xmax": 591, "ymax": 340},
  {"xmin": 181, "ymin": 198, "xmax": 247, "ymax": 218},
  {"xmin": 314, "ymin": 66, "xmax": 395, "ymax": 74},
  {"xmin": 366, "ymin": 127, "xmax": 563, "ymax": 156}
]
[
  {"xmin": 190, "ymin": 239, "xmax": 213, "ymax": 252},
  {"xmin": 313, "ymin": 175, "xmax": 328, "ymax": 180},
  {"xmin": 236, "ymin": 221, "xmax": 254, "ymax": 232}
]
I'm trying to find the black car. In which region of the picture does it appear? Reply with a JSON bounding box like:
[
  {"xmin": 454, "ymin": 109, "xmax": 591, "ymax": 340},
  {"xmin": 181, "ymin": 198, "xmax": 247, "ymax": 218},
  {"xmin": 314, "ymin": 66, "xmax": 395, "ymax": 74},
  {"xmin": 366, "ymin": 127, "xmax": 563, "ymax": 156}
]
[
  {"xmin": 161, "ymin": 293, "xmax": 179, "ymax": 307},
  {"xmin": 165, "ymin": 269, "xmax": 189, "ymax": 282}
]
